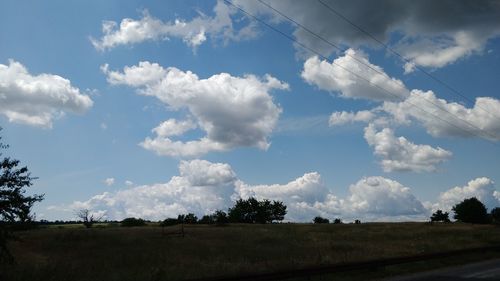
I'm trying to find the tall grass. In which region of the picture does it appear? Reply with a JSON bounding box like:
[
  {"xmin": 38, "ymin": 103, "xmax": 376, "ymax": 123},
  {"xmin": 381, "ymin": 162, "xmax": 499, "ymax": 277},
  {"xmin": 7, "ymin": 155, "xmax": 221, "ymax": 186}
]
[{"xmin": 2, "ymin": 223, "xmax": 500, "ymax": 281}]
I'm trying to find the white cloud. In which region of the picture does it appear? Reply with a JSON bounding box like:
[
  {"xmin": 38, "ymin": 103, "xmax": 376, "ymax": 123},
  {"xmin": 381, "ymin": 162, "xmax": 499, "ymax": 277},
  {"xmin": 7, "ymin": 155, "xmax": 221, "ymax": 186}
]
[
  {"xmin": 0, "ymin": 60, "xmax": 93, "ymax": 128},
  {"xmin": 329, "ymin": 110, "xmax": 375, "ymax": 126},
  {"xmin": 302, "ymin": 50, "xmax": 409, "ymax": 102},
  {"xmin": 103, "ymin": 62, "xmax": 289, "ymax": 157},
  {"xmin": 91, "ymin": 1, "xmax": 257, "ymax": 51},
  {"xmin": 125, "ymin": 180, "xmax": 134, "ymax": 186},
  {"xmin": 433, "ymin": 177, "xmax": 500, "ymax": 212},
  {"xmin": 345, "ymin": 176, "xmax": 426, "ymax": 217},
  {"xmin": 65, "ymin": 160, "xmax": 430, "ymax": 222},
  {"xmin": 104, "ymin": 178, "xmax": 115, "ymax": 186},
  {"xmin": 364, "ymin": 124, "xmax": 452, "ymax": 172},
  {"xmin": 382, "ymin": 90, "xmax": 500, "ymax": 141}
]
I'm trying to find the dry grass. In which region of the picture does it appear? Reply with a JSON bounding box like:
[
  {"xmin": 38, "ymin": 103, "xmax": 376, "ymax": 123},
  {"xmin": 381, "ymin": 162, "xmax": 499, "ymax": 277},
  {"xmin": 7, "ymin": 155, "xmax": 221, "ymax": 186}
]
[{"xmin": 2, "ymin": 222, "xmax": 500, "ymax": 281}]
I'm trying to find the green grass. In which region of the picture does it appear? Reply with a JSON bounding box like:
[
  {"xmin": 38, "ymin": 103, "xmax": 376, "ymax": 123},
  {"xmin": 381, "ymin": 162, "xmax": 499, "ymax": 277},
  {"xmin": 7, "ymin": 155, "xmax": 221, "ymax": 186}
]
[{"xmin": 2, "ymin": 223, "xmax": 500, "ymax": 281}]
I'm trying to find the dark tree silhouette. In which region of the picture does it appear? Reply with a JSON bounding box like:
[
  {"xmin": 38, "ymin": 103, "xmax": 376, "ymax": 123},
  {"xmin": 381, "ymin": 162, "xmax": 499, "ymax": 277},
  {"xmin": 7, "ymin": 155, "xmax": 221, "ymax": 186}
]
[
  {"xmin": 228, "ymin": 198, "xmax": 287, "ymax": 224},
  {"xmin": 121, "ymin": 217, "xmax": 146, "ymax": 227},
  {"xmin": 178, "ymin": 213, "xmax": 198, "ymax": 224},
  {"xmin": 313, "ymin": 216, "xmax": 329, "ymax": 224},
  {"xmin": 491, "ymin": 207, "xmax": 500, "ymax": 224},
  {"xmin": 452, "ymin": 197, "xmax": 489, "ymax": 224},
  {"xmin": 333, "ymin": 218, "xmax": 343, "ymax": 224},
  {"xmin": 213, "ymin": 210, "xmax": 229, "ymax": 225},
  {"xmin": 0, "ymin": 128, "xmax": 43, "ymax": 262},
  {"xmin": 76, "ymin": 209, "xmax": 103, "ymax": 228},
  {"xmin": 430, "ymin": 209, "xmax": 450, "ymax": 222}
]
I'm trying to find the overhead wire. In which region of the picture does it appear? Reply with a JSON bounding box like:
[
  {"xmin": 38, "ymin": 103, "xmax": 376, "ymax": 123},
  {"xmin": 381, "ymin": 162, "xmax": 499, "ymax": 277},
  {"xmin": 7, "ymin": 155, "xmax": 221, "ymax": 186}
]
[
  {"xmin": 223, "ymin": 0, "xmax": 499, "ymax": 144},
  {"xmin": 316, "ymin": 0, "xmax": 500, "ymax": 122}
]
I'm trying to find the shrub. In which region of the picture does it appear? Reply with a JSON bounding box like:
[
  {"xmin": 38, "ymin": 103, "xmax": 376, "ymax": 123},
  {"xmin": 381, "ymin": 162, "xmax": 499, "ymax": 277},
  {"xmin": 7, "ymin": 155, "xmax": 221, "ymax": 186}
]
[
  {"xmin": 121, "ymin": 217, "xmax": 146, "ymax": 227},
  {"xmin": 452, "ymin": 197, "xmax": 489, "ymax": 224},
  {"xmin": 313, "ymin": 216, "xmax": 329, "ymax": 224},
  {"xmin": 354, "ymin": 219, "xmax": 361, "ymax": 224}
]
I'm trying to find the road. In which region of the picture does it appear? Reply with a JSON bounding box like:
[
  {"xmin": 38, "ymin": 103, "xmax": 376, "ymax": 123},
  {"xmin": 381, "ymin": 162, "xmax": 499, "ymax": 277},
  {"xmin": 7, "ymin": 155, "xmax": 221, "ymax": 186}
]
[{"xmin": 383, "ymin": 259, "xmax": 500, "ymax": 281}]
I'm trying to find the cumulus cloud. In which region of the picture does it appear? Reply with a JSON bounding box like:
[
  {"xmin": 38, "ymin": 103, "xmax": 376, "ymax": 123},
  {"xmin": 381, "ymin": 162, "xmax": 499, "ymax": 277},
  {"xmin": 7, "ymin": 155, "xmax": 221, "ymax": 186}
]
[
  {"xmin": 0, "ymin": 60, "xmax": 93, "ymax": 128},
  {"xmin": 103, "ymin": 61, "xmax": 289, "ymax": 157},
  {"xmin": 91, "ymin": 1, "xmax": 257, "ymax": 51},
  {"xmin": 233, "ymin": 0, "xmax": 500, "ymax": 70},
  {"xmin": 302, "ymin": 50, "xmax": 409, "ymax": 102},
  {"xmin": 64, "ymin": 159, "xmax": 432, "ymax": 222},
  {"xmin": 345, "ymin": 176, "xmax": 426, "ymax": 217},
  {"xmin": 364, "ymin": 124, "xmax": 452, "ymax": 172},
  {"xmin": 104, "ymin": 178, "xmax": 115, "ymax": 186},
  {"xmin": 382, "ymin": 90, "xmax": 500, "ymax": 141},
  {"xmin": 329, "ymin": 110, "xmax": 375, "ymax": 126},
  {"xmin": 433, "ymin": 177, "xmax": 500, "ymax": 212}
]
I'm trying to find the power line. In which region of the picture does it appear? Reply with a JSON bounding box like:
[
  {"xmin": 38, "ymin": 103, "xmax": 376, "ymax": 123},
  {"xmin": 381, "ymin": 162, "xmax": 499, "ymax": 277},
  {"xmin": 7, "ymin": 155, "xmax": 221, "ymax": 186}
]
[
  {"xmin": 223, "ymin": 0, "xmax": 500, "ymax": 144},
  {"xmin": 316, "ymin": 0, "xmax": 500, "ymax": 122},
  {"xmin": 254, "ymin": 0, "xmax": 500, "ymax": 142}
]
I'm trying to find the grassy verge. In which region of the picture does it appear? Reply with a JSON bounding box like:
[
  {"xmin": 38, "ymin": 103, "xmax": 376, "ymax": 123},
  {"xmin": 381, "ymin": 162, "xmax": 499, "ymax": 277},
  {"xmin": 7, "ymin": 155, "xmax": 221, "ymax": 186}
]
[{"xmin": 2, "ymin": 223, "xmax": 500, "ymax": 281}]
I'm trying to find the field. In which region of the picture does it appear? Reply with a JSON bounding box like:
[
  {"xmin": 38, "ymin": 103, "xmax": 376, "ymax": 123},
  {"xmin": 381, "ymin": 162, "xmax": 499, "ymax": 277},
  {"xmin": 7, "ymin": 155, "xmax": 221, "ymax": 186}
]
[{"xmin": 2, "ymin": 223, "xmax": 500, "ymax": 281}]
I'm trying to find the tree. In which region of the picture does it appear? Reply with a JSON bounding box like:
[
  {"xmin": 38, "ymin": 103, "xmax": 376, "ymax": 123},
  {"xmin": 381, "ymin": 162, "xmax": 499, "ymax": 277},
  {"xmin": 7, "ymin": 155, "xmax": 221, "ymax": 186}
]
[
  {"xmin": 452, "ymin": 197, "xmax": 489, "ymax": 224},
  {"xmin": 313, "ymin": 216, "xmax": 329, "ymax": 224},
  {"xmin": 213, "ymin": 210, "xmax": 229, "ymax": 225},
  {"xmin": 178, "ymin": 213, "xmax": 198, "ymax": 224},
  {"xmin": 121, "ymin": 217, "xmax": 146, "ymax": 227},
  {"xmin": 228, "ymin": 198, "xmax": 287, "ymax": 224},
  {"xmin": 76, "ymin": 209, "xmax": 102, "ymax": 228},
  {"xmin": 333, "ymin": 218, "xmax": 343, "ymax": 224},
  {"xmin": 430, "ymin": 209, "xmax": 450, "ymax": 222},
  {"xmin": 0, "ymin": 128, "xmax": 43, "ymax": 262},
  {"xmin": 491, "ymin": 207, "xmax": 500, "ymax": 224}
]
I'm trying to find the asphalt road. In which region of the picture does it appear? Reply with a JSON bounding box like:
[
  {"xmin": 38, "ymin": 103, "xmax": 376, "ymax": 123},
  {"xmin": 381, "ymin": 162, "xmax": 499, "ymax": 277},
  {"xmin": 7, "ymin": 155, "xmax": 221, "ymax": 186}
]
[{"xmin": 383, "ymin": 259, "xmax": 500, "ymax": 281}]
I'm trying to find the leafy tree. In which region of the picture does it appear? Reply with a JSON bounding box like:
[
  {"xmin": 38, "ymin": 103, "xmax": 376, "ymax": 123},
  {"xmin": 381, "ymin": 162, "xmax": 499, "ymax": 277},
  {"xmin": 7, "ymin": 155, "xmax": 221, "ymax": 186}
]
[
  {"xmin": 313, "ymin": 216, "xmax": 329, "ymax": 224},
  {"xmin": 121, "ymin": 217, "xmax": 146, "ymax": 227},
  {"xmin": 76, "ymin": 209, "xmax": 103, "ymax": 228},
  {"xmin": 491, "ymin": 207, "xmax": 500, "ymax": 224},
  {"xmin": 333, "ymin": 218, "xmax": 343, "ymax": 224},
  {"xmin": 452, "ymin": 197, "xmax": 489, "ymax": 224},
  {"xmin": 228, "ymin": 198, "xmax": 287, "ymax": 224},
  {"xmin": 199, "ymin": 214, "xmax": 215, "ymax": 224},
  {"xmin": 178, "ymin": 213, "xmax": 198, "ymax": 224},
  {"xmin": 0, "ymin": 128, "xmax": 43, "ymax": 262},
  {"xmin": 213, "ymin": 210, "xmax": 229, "ymax": 225},
  {"xmin": 354, "ymin": 219, "xmax": 361, "ymax": 224},
  {"xmin": 160, "ymin": 218, "xmax": 178, "ymax": 227},
  {"xmin": 430, "ymin": 209, "xmax": 450, "ymax": 222}
]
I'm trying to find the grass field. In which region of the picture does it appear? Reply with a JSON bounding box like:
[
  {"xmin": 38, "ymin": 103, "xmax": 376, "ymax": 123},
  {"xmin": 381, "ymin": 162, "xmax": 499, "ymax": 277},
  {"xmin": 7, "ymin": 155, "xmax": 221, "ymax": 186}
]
[{"xmin": 2, "ymin": 222, "xmax": 500, "ymax": 281}]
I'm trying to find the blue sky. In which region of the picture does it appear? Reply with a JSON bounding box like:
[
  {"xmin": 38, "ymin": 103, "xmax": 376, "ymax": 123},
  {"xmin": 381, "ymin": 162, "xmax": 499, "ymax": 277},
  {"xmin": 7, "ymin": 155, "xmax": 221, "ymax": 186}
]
[{"xmin": 1, "ymin": 0, "xmax": 500, "ymax": 221}]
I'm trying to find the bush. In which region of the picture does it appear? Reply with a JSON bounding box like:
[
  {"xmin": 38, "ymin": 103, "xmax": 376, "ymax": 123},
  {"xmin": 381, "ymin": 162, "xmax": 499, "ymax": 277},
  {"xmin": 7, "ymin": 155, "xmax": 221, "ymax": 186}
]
[
  {"xmin": 430, "ymin": 209, "xmax": 450, "ymax": 222},
  {"xmin": 354, "ymin": 219, "xmax": 361, "ymax": 224},
  {"xmin": 452, "ymin": 197, "xmax": 489, "ymax": 224},
  {"xmin": 121, "ymin": 217, "xmax": 146, "ymax": 227},
  {"xmin": 313, "ymin": 216, "xmax": 329, "ymax": 224}
]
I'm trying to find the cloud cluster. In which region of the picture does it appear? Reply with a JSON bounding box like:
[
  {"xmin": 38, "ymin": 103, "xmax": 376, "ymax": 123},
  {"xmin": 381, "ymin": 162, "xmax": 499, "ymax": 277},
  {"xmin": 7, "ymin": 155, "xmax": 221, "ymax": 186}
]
[
  {"xmin": 91, "ymin": 1, "xmax": 257, "ymax": 51},
  {"xmin": 234, "ymin": 0, "xmax": 500, "ymax": 70},
  {"xmin": 0, "ymin": 60, "xmax": 93, "ymax": 128},
  {"xmin": 66, "ymin": 159, "xmax": 446, "ymax": 222},
  {"xmin": 103, "ymin": 61, "xmax": 288, "ymax": 157},
  {"xmin": 308, "ymin": 50, "xmax": 500, "ymax": 172},
  {"xmin": 301, "ymin": 50, "xmax": 409, "ymax": 102},
  {"xmin": 104, "ymin": 178, "xmax": 115, "ymax": 186},
  {"xmin": 433, "ymin": 177, "xmax": 500, "ymax": 212},
  {"xmin": 364, "ymin": 124, "xmax": 452, "ymax": 172}
]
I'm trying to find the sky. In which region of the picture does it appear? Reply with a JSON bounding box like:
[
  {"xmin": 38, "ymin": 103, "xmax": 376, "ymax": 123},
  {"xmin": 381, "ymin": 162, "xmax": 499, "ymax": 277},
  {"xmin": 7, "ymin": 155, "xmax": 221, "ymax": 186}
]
[{"xmin": 1, "ymin": 0, "xmax": 500, "ymax": 222}]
